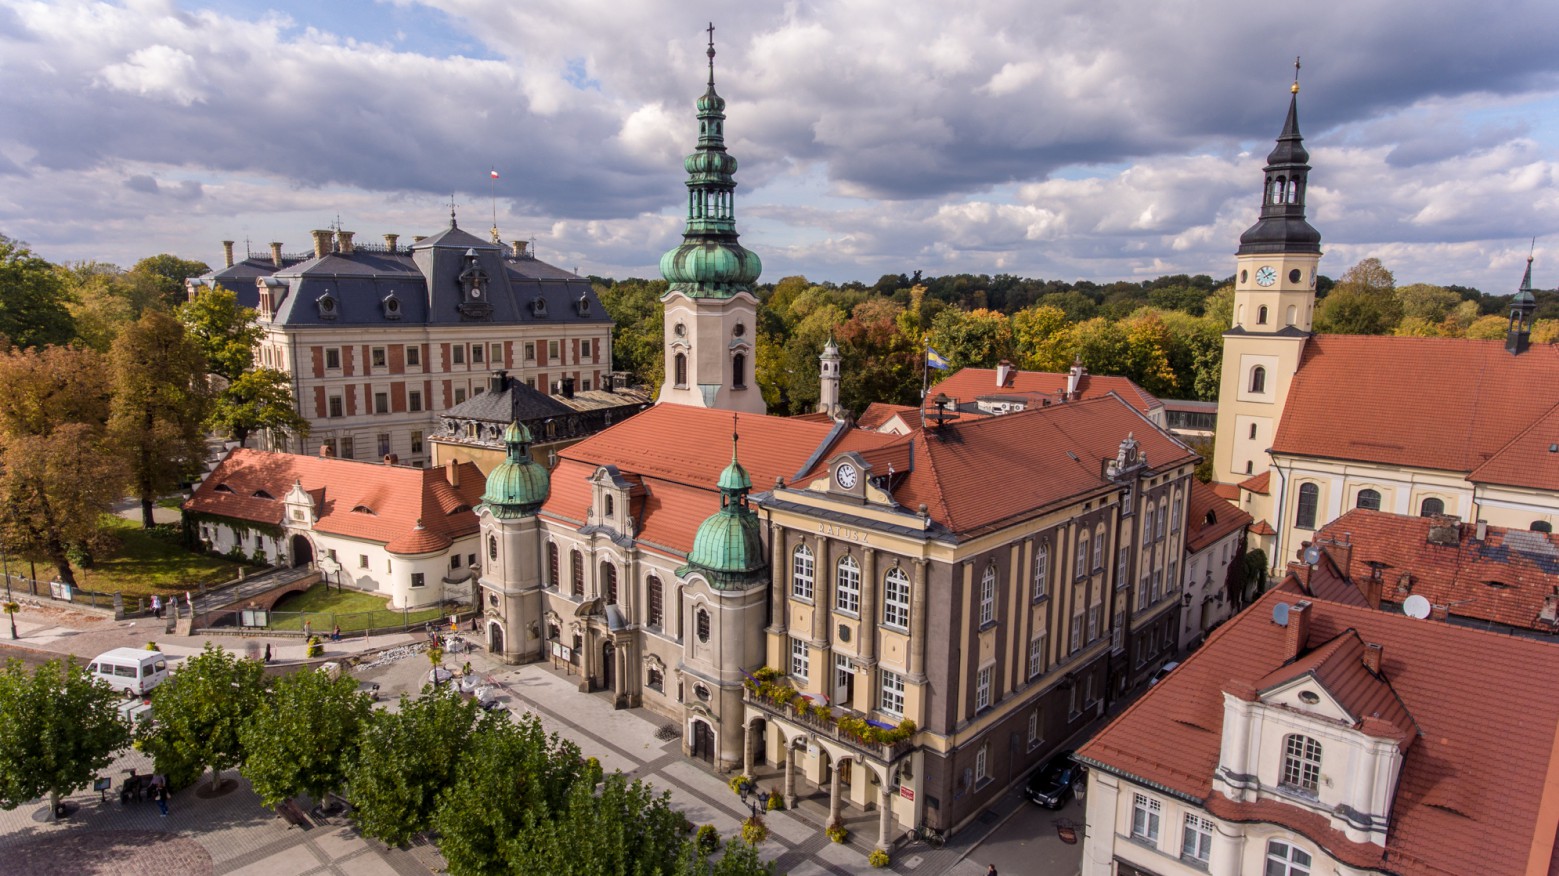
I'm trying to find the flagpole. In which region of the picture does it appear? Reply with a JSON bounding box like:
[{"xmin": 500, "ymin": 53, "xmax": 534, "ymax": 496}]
[{"xmin": 490, "ymin": 168, "xmax": 498, "ymax": 239}]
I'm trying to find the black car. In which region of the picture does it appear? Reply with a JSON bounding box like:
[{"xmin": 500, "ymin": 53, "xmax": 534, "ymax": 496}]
[{"xmin": 1024, "ymin": 750, "xmax": 1081, "ymax": 809}]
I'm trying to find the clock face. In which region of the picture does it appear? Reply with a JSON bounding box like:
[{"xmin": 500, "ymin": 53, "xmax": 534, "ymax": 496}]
[
  {"xmin": 835, "ymin": 463, "xmax": 858, "ymax": 490},
  {"xmin": 472, "ymin": 287, "xmax": 483, "ymax": 298},
  {"xmin": 1255, "ymin": 266, "xmax": 1277, "ymax": 287}
]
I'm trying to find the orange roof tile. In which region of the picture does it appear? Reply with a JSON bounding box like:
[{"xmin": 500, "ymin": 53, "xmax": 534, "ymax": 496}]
[
  {"xmin": 931, "ymin": 367, "xmax": 1162, "ymax": 415},
  {"xmin": 1210, "ymin": 482, "xmax": 1240, "ymax": 501},
  {"xmin": 1238, "ymin": 469, "xmax": 1270, "ymax": 494},
  {"xmin": 1468, "ymin": 402, "xmax": 1559, "ymax": 491},
  {"xmin": 1250, "ymin": 519, "xmax": 1277, "ymax": 536},
  {"xmin": 185, "ymin": 449, "xmax": 484, "ymax": 546},
  {"xmin": 1252, "ymin": 629, "xmax": 1415, "ymax": 744},
  {"xmin": 1187, "ymin": 479, "xmax": 1253, "ymax": 553},
  {"xmin": 1079, "ymin": 589, "xmax": 1559, "ymax": 876},
  {"xmin": 857, "ymin": 402, "xmax": 919, "ymax": 430},
  {"xmin": 1274, "ymin": 336, "xmax": 1559, "ymax": 473},
  {"xmin": 384, "ymin": 522, "xmax": 453, "ymax": 555}
]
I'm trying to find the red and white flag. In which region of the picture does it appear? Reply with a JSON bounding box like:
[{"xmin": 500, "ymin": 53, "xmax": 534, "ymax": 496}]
[{"xmin": 490, "ymin": 169, "xmax": 500, "ymax": 179}]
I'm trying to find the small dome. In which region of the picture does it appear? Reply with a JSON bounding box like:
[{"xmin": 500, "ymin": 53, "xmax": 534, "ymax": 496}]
[
  {"xmin": 480, "ymin": 422, "xmax": 549, "ymax": 517},
  {"xmin": 503, "ymin": 421, "xmax": 531, "ymax": 445},
  {"xmin": 697, "ymin": 86, "xmax": 726, "ymax": 115},
  {"xmin": 685, "ymin": 504, "xmax": 766, "ymax": 591},
  {"xmin": 717, "ymin": 458, "xmax": 752, "ymax": 492},
  {"xmin": 660, "ymin": 240, "xmax": 763, "ymax": 291}
]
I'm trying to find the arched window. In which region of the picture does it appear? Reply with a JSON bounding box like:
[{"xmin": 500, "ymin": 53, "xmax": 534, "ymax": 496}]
[
  {"xmin": 732, "ymin": 352, "xmax": 746, "ymax": 389},
  {"xmin": 1286, "ymin": 304, "xmax": 1297, "ymax": 326},
  {"xmin": 792, "ymin": 544, "xmax": 814, "ymax": 600},
  {"xmin": 647, "ymin": 575, "xmax": 663, "ymax": 628},
  {"xmin": 1033, "ymin": 542, "xmax": 1049, "ymax": 600},
  {"xmin": 1296, "ymin": 483, "xmax": 1319, "ymax": 530},
  {"xmin": 979, "ymin": 564, "xmax": 997, "ymax": 625},
  {"xmin": 696, "ymin": 608, "xmax": 710, "ymax": 643},
  {"xmin": 601, "ymin": 561, "xmax": 618, "ymax": 604},
  {"xmin": 1266, "ymin": 841, "xmax": 1312, "ymax": 876},
  {"xmin": 1075, "ymin": 531, "xmax": 1089, "ymax": 578},
  {"xmin": 1249, "ymin": 423, "xmax": 1258, "ymax": 440},
  {"xmin": 1419, "ymin": 497, "xmax": 1445, "ymax": 517},
  {"xmin": 570, "ymin": 549, "xmax": 584, "ymax": 597},
  {"xmin": 674, "ymin": 352, "xmax": 687, "ymax": 387},
  {"xmin": 1356, "ymin": 489, "xmax": 1382, "ymax": 511},
  {"xmin": 1092, "ymin": 525, "xmax": 1105, "ymax": 570},
  {"xmin": 836, "ymin": 555, "xmax": 861, "ymax": 613},
  {"xmin": 547, "ymin": 542, "xmax": 559, "ymax": 588},
  {"xmin": 1281, "ymin": 734, "xmax": 1322, "ymax": 793},
  {"xmin": 1250, "ymin": 366, "xmax": 1266, "ymax": 394},
  {"xmin": 883, "ymin": 567, "xmax": 910, "ymax": 628},
  {"xmin": 488, "ymin": 535, "xmax": 497, "ymax": 562},
  {"xmin": 1142, "ymin": 507, "xmax": 1155, "ymax": 545},
  {"xmin": 1237, "ymin": 304, "xmax": 1246, "ymax": 325},
  {"xmin": 1257, "ymin": 305, "xmax": 1269, "ymax": 325},
  {"xmin": 1532, "ymin": 521, "xmax": 1553, "ymax": 534},
  {"xmin": 1246, "ymin": 460, "xmax": 1254, "ymax": 474}
]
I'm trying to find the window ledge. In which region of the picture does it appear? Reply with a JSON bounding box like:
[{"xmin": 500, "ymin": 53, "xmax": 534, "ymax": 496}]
[
  {"xmin": 1033, "ymin": 593, "xmax": 1050, "ymax": 604},
  {"xmin": 979, "ymin": 620, "xmax": 998, "ymax": 632}
]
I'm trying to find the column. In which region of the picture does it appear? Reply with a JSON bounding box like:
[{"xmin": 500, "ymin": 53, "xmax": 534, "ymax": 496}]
[
  {"xmin": 770, "ymin": 528, "xmax": 788, "ymax": 634},
  {"xmin": 908, "ymin": 558, "xmax": 929, "ymax": 681},
  {"xmin": 784, "ymin": 743, "xmax": 798, "ymax": 808},
  {"xmin": 828, "ymin": 759, "xmax": 843, "ymax": 824},
  {"xmin": 743, "ymin": 722, "xmax": 755, "ymax": 776},
  {"xmin": 860, "ymin": 548, "xmax": 877, "ymax": 661},
  {"xmin": 877, "ymin": 787, "xmax": 894, "ymax": 849},
  {"xmin": 813, "ymin": 539, "xmax": 831, "ymax": 641}
]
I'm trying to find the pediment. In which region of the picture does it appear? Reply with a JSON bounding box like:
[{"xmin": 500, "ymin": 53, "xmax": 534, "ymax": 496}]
[{"xmin": 1259, "ymin": 674, "xmax": 1354, "ymax": 724}]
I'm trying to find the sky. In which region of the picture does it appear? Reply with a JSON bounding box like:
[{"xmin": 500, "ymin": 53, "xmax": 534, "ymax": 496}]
[{"xmin": 3, "ymin": 0, "xmax": 1558, "ymax": 292}]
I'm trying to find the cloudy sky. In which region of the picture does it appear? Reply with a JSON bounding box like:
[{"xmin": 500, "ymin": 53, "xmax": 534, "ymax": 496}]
[{"xmin": 3, "ymin": 0, "xmax": 1558, "ymax": 291}]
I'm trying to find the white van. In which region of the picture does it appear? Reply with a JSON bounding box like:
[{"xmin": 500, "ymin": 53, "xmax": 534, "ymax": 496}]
[{"xmin": 88, "ymin": 648, "xmax": 170, "ymax": 697}]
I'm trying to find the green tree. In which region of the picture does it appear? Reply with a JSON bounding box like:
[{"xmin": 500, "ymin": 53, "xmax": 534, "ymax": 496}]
[
  {"xmin": 60, "ymin": 262, "xmax": 139, "ymax": 351},
  {"xmin": 347, "ymin": 686, "xmax": 481, "ymax": 846},
  {"xmin": 0, "ymin": 235, "xmax": 75, "ymax": 350},
  {"xmin": 1314, "ymin": 285, "xmax": 1401, "ymax": 335},
  {"xmin": 0, "ymin": 423, "xmax": 127, "ymax": 585},
  {"xmin": 142, "ymin": 643, "xmax": 267, "ymax": 790},
  {"xmin": 1201, "ymin": 284, "xmax": 1235, "ymax": 328},
  {"xmin": 594, "ymin": 278, "xmax": 666, "ymax": 390},
  {"xmin": 207, "ymin": 368, "xmax": 309, "ymax": 448},
  {"xmin": 1122, "ymin": 312, "xmax": 1179, "ymax": 397},
  {"xmin": 1070, "ymin": 318, "xmax": 1132, "ymax": 378},
  {"xmin": 1011, "ymin": 305, "xmax": 1073, "ymax": 372},
  {"xmin": 176, "ymin": 287, "xmax": 261, "ymax": 382},
  {"xmin": 108, "ymin": 311, "xmax": 212, "ymax": 528},
  {"xmin": 836, "ymin": 299, "xmax": 919, "ymax": 413},
  {"xmin": 128, "ymin": 254, "xmax": 210, "ymax": 312},
  {"xmin": 926, "ymin": 307, "xmax": 1012, "ymax": 372},
  {"xmin": 771, "ymin": 303, "xmax": 846, "ymax": 414},
  {"xmin": 503, "ymin": 771, "xmax": 693, "ymax": 876},
  {"xmin": 239, "ymin": 668, "xmax": 372, "ymax": 808},
  {"xmin": 1394, "ymin": 282, "xmax": 1460, "ymax": 324},
  {"xmin": 0, "ymin": 658, "xmax": 130, "ymax": 820}
]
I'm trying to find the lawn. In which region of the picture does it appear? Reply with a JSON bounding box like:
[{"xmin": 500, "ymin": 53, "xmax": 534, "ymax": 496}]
[
  {"xmin": 267, "ymin": 582, "xmax": 450, "ymax": 633},
  {"xmin": 6, "ymin": 516, "xmax": 247, "ymax": 599}
]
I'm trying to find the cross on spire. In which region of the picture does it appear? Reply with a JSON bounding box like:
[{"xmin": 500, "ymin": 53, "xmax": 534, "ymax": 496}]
[
  {"xmin": 1292, "ymin": 56, "xmax": 1301, "ymax": 93},
  {"xmin": 731, "ymin": 412, "xmax": 740, "ymax": 460},
  {"xmin": 449, "ymin": 193, "xmax": 458, "ymax": 227},
  {"xmin": 706, "ymin": 22, "xmax": 716, "ymax": 86}
]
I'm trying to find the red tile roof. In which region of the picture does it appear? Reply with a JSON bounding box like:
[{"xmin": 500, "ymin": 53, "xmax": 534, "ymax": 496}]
[
  {"xmin": 1273, "ymin": 336, "xmax": 1559, "ymax": 476},
  {"xmin": 185, "ymin": 449, "xmax": 484, "ymax": 545},
  {"xmin": 1079, "ymin": 589, "xmax": 1559, "ymax": 876},
  {"xmin": 857, "ymin": 403, "xmax": 920, "ymax": 430},
  {"xmin": 1250, "ymin": 519, "xmax": 1277, "ymax": 536},
  {"xmin": 1468, "ymin": 401, "xmax": 1559, "ymax": 491},
  {"xmin": 1237, "ymin": 469, "xmax": 1270, "ymax": 495},
  {"xmin": 1186, "ymin": 479, "xmax": 1253, "ymax": 553},
  {"xmin": 930, "ymin": 367, "xmax": 1162, "ymax": 415},
  {"xmin": 1252, "ymin": 629, "xmax": 1415, "ymax": 745},
  {"xmin": 1316, "ymin": 509, "xmax": 1559, "ymax": 632},
  {"xmin": 1210, "ymin": 482, "xmax": 1240, "ymax": 501}
]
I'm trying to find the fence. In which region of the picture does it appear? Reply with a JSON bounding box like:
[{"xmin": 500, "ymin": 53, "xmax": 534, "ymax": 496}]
[
  {"xmin": 2, "ymin": 572, "xmax": 125, "ymax": 617},
  {"xmin": 200, "ymin": 601, "xmax": 468, "ymax": 637}
]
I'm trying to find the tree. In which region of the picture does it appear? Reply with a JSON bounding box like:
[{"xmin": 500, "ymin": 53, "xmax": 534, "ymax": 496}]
[
  {"xmin": 0, "ymin": 424, "xmax": 127, "ymax": 585},
  {"xmin": 1011, "ymin": 305, "xmax": 1073, "ymax": 372},
  {"xmin": 0, "ymin": 235, "xmax": 75, "ymax": 350},
  {"xmin": 108, "ymin": 311, "xmax": 212, "ymax": 528},
  {"xmin": 594, "ymin": 278, "xmax": 666, "ymax": 391},
  {"xmin": 1465, "ymin": 314, "xmax": 1510, "ymax": 340},
  {"xmin": 142, "ymin": 643, "xmax": 267, "ymax": 790},
  {"xmin": 1314, "ymin": 285, "xmax": 1401, "ymax": 335},
  {"xmin": 60, "ymin": 262, "xmax": 140, "ymax": 351},
  {"xmin": 0, "ymin": 344, "xmax": 111, "ymax": 440},
  {"xmin": 176, "ymin": 287, "xmax": 262, "ymax": 382},
  {"xmin": 0, "ymin": 658, "xmax": 130, "ymax": 820},
  {"xmin": 239, "ymin": 668, "xmax": 372, "ymax": 808},
  {"xmin": 207, "ymin": 368, "xmax": 309, "ymax": 448},
  {"xmin": 835, "ymin": 299, "xmax": 919, "ymax": 413},
  {"xmin": 1122, "ymin": 312, "xmax": 1179, "ymax": 397},
  {"xmin": 502, "ymin": 771, "xmax": 696, "ymax": 876},
  {"xmin": 926, "ymin": 307, "xmax": 1013, "ymax": 372},
  {"xmin": 347, "ymin": 686, "xmax": 481, "ymax": 846},
  {"xmin": 128, "ymin": 254, "xmax": 210, "ymax": 312},
  {"xmin": 1394, "ymin": 283, "xmax": 1460, "ymax": 324}
]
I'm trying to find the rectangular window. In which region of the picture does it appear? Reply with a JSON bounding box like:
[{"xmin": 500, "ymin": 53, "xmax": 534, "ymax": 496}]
[
  {"xmin": 1092, "ymin": 531, "xmax": 1104, "ymax": 570},
  {"xmin": 411, "ymin": 572, "xmax": 425, "ymax": 589},
  {"xmin": 1087, "ymin": 604, "xmax": 1101, "ymax": 643},
  {"xmin": 328, "ymin": 396, "xmax": 343, "ymax": 418},
  {"xmin": 454, "ymin": 388, "xmax": 467, "ymax": 404},
  {"xmin": 580, "ymin": 379, "xmax": 591, "ymax": 392},
  {"xmin": 410, "ymin": 431, "xmax": 423, "ymax": 454},
  {"xmin": 1138, "ymin": 573, "xmax": 1151, "ymax": 611},
  {"xmin": 340, "ymin": 437, "xmax": 354, "ymax": 459},
  {"xmin": 1113, "ymin": 605, "xmax": 1126, "ymax": 653},
  {"xmin": 979, "ymin": 571, "xmax": 996, "ymax": 626},
  {"xmin": 1117, "ymin": 547, "xmax": 1130, "ymax": 589},
  {"xmin": 471, "ymin": 344, "xmax": 484, "ymax": 364},
  {"xmin": 1157, "ymin": 506, "xmax": 1167, "ymax": 539},
  {"xmin": 377, "ymin": 433, "xmax": 391, "ymax": 457},
  {"xmin": 648, "ymin": 578, "xmax": 663, "ymax": 628},
  {"xmin": 325, "ymin": 347, "xmax": 341, "ymax": 369},
  {"xmin": 975, "ymin": 743, "xmax": 990, "ymax": 781},
  {"xmin": 549, "ymin": 340, "xmax": 560, "ymax": 362},
  {"xmin": 1074, "ymin": 534, "xmax": 1088, "ymax": 579},
  {"xmin": 321, "ymin": 438, "xmax": 337, "ymax": 457},
  {"xmin": 451, "ymin": 554, "xmax": 462, "ymax": 569},
  {"xmin": 406, "ymin": 345, "xmax": 421, "ymax": 367},
  {"xmin": 525, "ymin": 342, "xmax": 536, "ymax": 362},
  {"xmin": 976, "ymin": 665, "xmax": 992, "ymax": 711},
  {"xmin": 1033, "ymin": 544, "xmax": 1049, "ymax": 600},
  {"xmin": 880, "ymin": 669, "xmax": 905, "ymax": 717},
  {"xmin": 1027, "ymin": 710, "xmax": 1040, "ymax": 745},
  {"xmin": 1028, "ymin": 632, "xmax": 1046, "ymax": 679},
  {"xmin": 1143, "ymin": 509, "xmax": 1154, "ymax": 546},
  {"xmin": 453, "ymin": 345, "xmax": 465, "ymax": 365},
  {"xmin": 790, "ymin": 637, "xmax": 809, "ymax": 681},
  {"xmin": 792, "ymin": 548, "xmax": 814, "ymax": 600},
  {"xmin": 359, "ymin": 554, "xmax": 369, "ymax": 569},
  {"xmin": 1181, "ymin": 814, "xmax": 1213, "ymax": 864},
  {"xmin": 836, "ymin": 561, "xmax": 861, "ymax": 614},
  {"xmin": 374, "ymin": 392, "xmax": 389, "ymax": 414},
  {"xmin": 490, "ymin": 343, "xmax": 502, "ymax": 364},
  {"xmin": 371, "ymin": 347, "xmax": 386, "ymax": 368},
  {"xmin": 580, "ymin": 339, "xmax": 592, "ymax": 358},
  {"xmin": 1171, "ymin": 496, "xmax": 1183, "ymax": 534},
  {"xmin": 408, "ymin": 390, "xmax": 423, "ymax": 412},
  {"xmin": 1070, "ymin": 607, "xmax": 1084, "ymax": 653},
  {"xmin": 883, "ymin": 570, "xmax": 910, "ymax": 629},
  {"xmin": 1132, "ymin": 794, "xmax": 1161, "ymax": 843}
]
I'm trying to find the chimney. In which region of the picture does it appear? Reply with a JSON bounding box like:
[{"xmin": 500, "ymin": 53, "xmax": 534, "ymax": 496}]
[
  {"xmin": 1067, "ymin": 357, "xmax": 1086, "ymax": 398},
  {"xmin": 1284, "ymin": 600, "xmax": 1312, "ymax": 662},
  {"xmin": 1362, "ymin": 642, "xmax": 1383, "ymax": 675},
  {"xmin": 445, "ymin": 458, "xmax": 460, "ymax": 488},
  {"xmin": 1475, "ymin": 519, "xmax": 1488, "ymax": 541},
  {"xmin": 383, "ymin": 233, "xmax": 399, "ymax": 253},
  {"xmin": 270, "ymin": 241, "xmax": 284, "ymax": 268},
  {"xmin": 561, "ymin": 375, "xmax": 576, "ymax": 399},
  {"xmin": 491, "ymin": 371, "xmax": 508, "ymax": 393},
  {"xmin": 337, "ymin": 230, "xmax": 355, "ymax": 255},
  {"xmin": 602, "ymin": 373, "xmax": 614, "ymax": 392},
  {"xmin": 413, "ymin": 235, "xmax": 427, "ymax": 244},
  {"xmin": 221, "ymin": 240, "xmax": 235, "ymax": 268},
  {"xmin": 311, "ymin": 230, "xmax": 333, "ymax": 259},
  {"xmin": 318, "ymin": 443, "xmax": 334, "ymax": 458},
  {"xmin": 512, "ymin": 240, "xmax": 529, "ymax": 258},
  {"xmin": 1426, "ymin": 514, "xmax": 1461, "ymax": 547},
  {"xmin": 382, "ymin": 453, "xmax": 398, "ymax": 466},
  {"xmin": 996, "ymin": 359, "xmax": 1013, "ymax": 388}
]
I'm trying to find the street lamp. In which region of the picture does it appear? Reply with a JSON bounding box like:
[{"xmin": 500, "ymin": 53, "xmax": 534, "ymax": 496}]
[{"xmin": 1, "ymin": 543, "xmax": 17, "ymax": 640}]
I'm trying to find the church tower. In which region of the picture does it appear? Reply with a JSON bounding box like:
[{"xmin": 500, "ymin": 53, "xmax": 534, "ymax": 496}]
[
  {"xmin": 818, "ymin": 336, "xmax": 841, "ymax": 417},
  {"xmin": 657, "ymin": 26, "xmax": 766, "ymax": 414},
  {"xmin": 1213, "ymin": 66, "xmax": 1322, "ymax": 485},
  {"xmin": 475, "ymin": 421, "xmax": 550, "ymax": 663}
]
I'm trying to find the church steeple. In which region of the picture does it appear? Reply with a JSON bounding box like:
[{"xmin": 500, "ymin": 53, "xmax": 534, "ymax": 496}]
[
  {"xmin": 1507, "ymin": 256, "xmax": 1538, "ymax": 355},
  {"xmin": 1238, "ymin": 60, "xmax": 1322, "ymax": 256},
  {"xmin": 659, "ymin": 23, "xmax": 762, "ymax": 299}
]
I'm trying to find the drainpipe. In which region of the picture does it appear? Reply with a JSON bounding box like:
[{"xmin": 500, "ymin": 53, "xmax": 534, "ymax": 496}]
[{"xmin": 1265, "ymin": 448, "xmax": 1287, "ymax": 581}]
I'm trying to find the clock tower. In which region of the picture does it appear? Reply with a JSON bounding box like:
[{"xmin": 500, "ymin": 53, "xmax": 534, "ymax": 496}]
[{"xmin": 1213, "ymin": 66, "xmax": 1322, "ymax": 486}]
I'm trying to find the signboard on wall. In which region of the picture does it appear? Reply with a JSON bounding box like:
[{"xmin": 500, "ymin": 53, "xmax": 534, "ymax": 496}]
[{"xmin": 899, "ymin": 785, "xmax": 914, "ymax": 801}]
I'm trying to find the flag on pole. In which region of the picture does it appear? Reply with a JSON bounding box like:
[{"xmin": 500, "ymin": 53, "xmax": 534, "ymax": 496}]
[
  {"xmin": 926, "ymin": 346, "xmax": 950, "ymax": 370},
  {"xmin": 490, "ymin": 169, "xmax": 500, "ymax": 179}
]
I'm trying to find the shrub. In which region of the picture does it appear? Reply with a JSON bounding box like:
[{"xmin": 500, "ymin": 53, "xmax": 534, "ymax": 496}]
[
  {"xmin": 869, "ymin": 848, "xmax": 891, "ymax": 868},
  {"xmin": 741, "ymin": 814, "xmax": 769, "ymax": 846},
  {"xmin": 826, "ymin": 821, "xmax": 847, "ymax": 844},
  {"xmin": 305, "ymin": 636, "xmax": 323, "ymax": 658},
  {"xmin": 765, "ymin": 790, "xmax": 784, "ymax": 811},
  {"xmin": 145, "ymin": 641, "xmax": 159, "ymax": 651},
  {"xmin": 695, "ymin": 824, "xmax": 720, "ymax": 854},
  {"xmin": 729, "ymin": 773, "xmax": 753, "ymax": 795}
]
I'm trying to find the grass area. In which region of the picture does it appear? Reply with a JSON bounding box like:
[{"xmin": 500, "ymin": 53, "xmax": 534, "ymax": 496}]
[
  {"xmin": 267, "ymin": 582, "xmax": 449, "ymax": 633},
  {"xmin": 6, "ymin": 516, "xmax": 247, "ymax": 598}
]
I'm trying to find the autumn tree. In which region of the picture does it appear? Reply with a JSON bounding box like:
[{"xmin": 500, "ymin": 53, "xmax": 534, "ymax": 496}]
[
  {"xmin": 926, "ymin": 307, "xmax": 1013, "ymax": 372},
  {"xmin": 108, "ymin": 311, "xmax": 212, "ymax": 527},
  {"xmin": 142, "ymin": 643, "xmax": 267, "ymax": 790},
  {"xmin": 0, "ymin": 235, "xmax": 75, "ymax": 350},
  {"xmin": 1316, "ymin": 258, "xmax": 1401, "ymax": 334},
  {"xmin": 0, "ymin": 424, "xmax": 128, "ymax": 585},
  {"xmin": 347, "ymin": 686, "xmax": 482, "ymax": 846},
  {"xmin": 239, "ymin": 668, "xmax": 372, "ymax": 808},
  {"xmin": 1394, "ymin": 283, "xmax": 1460, "ymax": 324},
  {"xmin": 60, "ymin": 262, "xmax": 141, "ymax": 351},
  {"xmin": 835, "ymin": 298, "xmax": 919, "ymax": 413},
  {"xmin": 1012, "ymin": 305, "xmax": 1073, "ymax": 372},
  {"xmin": 0, "ymin": 658, "xmax": 130, "ymax": 821},
  {"xmin": 593, "ymin": 278, "xmax": 666, "ymax": 390}
]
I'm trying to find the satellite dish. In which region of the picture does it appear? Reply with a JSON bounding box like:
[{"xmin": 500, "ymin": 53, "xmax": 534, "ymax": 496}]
[
  {"xmin": 1301, "ymin": 545, "xmax": 1321, "ymax": 566},
  {"xmin": 1403, "ymin": 594, "xmax": 1432, "ymax": 620},
  {"xmin": 1272, "ymin": 602, "xmax": 1291, "ymax": 627}
]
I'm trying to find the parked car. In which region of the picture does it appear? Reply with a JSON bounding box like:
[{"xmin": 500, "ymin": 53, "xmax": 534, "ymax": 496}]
[
  {"xmin": 1149, "ymin": 661, "xmax": 1181, "ymax": 687},
  {"xmin": 1025, "ymin": 750, "xmax": 1081, "ymax": 809},
  {"xmin": 88, "ymin": 648, "xmax": 170, "ymax": 697}
]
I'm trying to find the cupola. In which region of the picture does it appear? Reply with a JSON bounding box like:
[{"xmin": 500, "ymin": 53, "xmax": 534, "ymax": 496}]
[
  {"xmin": 680, "ymin": 423, "xmax": 766, "ymax": 589},
  {"xmin": 478, "ymin": 421, "xmax": 550, "ymax": 518},
  {"xmin": 1238, "ymin": 63, "xmax": 1322, "ymax": 256}
]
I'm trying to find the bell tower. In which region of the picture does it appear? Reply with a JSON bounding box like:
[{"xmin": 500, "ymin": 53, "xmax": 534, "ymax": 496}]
[
  {"xmin": 657, "ymin": 25, "xmax": 766, "ymax": 414},
  {"xmin": 1214, "ymin": 62, "xmax": 1322, "ymax": 486}
]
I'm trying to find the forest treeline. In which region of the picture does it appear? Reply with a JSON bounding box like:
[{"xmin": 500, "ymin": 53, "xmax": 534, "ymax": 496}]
[{"xmin": 596, "ymin": 258, "xmax": 1557, "ymax": 416}]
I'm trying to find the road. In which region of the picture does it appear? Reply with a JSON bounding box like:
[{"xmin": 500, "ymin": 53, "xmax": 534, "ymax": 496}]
[{"xmin": 974, "ymin": 791, "xmax": 1087, "ymax": 876}]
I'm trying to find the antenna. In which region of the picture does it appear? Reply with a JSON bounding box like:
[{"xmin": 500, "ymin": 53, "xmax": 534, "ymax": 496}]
[
  {"xmin": 1402, "ymin": 594, "xmax": 1431, "ymax": 620},
  {"xmin": 1301, "ymin": 545, "xmax": 1321, "ymax": 566},
  {"xmin": 1272, "ymin": 602, "xmax": 1291, "ymax": 627}
]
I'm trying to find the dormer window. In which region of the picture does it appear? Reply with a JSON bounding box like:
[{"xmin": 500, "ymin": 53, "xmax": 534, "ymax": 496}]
[
  {"xmin": 531, "ymin": 295, "xmax": 548, "ymax": 317},
  {"xmin": 1280, "ymin": 734, "xmax": 1322, "ymax": 795},
  {"xmin": 251, "ymin": 490, "xmax": 274, "ymax": 500},
  {"xmin": 351, "ymin": 504, "xmax": 376, "ymax": 515},
  {"xmin": 382, "ymin": 293, "xmax": 403, "ymax": 320},
  {"xmin": 316, "ymin": 293, "xmax": 338, "ymax": 320},
  {"xmin": 214, "ymin": 483, "xmax": 234, "ymax": 493},
  {"xmin": 576, "ymin": 292, "xmax": 591, "ymax": 316}
]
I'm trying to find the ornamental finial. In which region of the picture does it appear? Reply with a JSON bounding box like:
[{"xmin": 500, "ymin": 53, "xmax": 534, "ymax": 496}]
[
  {"xmin": 706, "ymin": 22, "xmax": 716, "ymax": 87},
  {"xmin": 1292, "ymin": 56, "xmax": 1301, "ymax": 94}
]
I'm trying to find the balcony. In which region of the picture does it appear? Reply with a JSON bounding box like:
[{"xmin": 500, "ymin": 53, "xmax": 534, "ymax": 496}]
[{"xmin": 742, "ymin": 683, "xmax": 915, "ymax": 764}]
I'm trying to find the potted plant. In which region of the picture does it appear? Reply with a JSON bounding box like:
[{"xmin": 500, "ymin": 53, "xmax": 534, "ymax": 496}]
[
  {"xmin": 741, "ymin": 814, "xmax": 769, "ymax": 845},
  {"xmin": 826, "ymin": 821, "xmax": 848, "ymax": 844},
  {"xmin": 869, "ymin": 849, "xmax": 891, "ymax": 868}
]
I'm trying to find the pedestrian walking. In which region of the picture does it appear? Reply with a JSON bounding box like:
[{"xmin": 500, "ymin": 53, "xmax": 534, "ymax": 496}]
[
  {"xmin": 331, "ymin": 625, "xmax": 341, "ymax": 642},
  {"xmin": 151, "ymin": 595, "xmax": 161, "ymax": 619},
  {"xmin": 304, "ymin": 620, "xmax": 312, "ymax": 638},
  {"xmin": 986, "ymin": 866, "xmax": 997, "ymax": 876},
  {"xmin": 263, "ymin": 643, "xmax": 272, "ymax": 663},
  {"xmin": 152, "ymin": 778, "xmax": 169, "ymax": 817}
]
